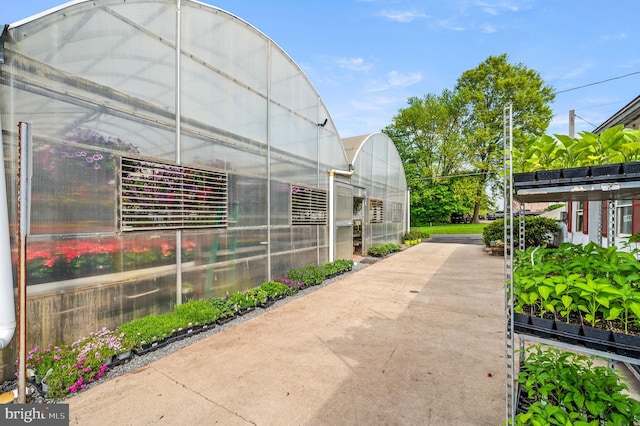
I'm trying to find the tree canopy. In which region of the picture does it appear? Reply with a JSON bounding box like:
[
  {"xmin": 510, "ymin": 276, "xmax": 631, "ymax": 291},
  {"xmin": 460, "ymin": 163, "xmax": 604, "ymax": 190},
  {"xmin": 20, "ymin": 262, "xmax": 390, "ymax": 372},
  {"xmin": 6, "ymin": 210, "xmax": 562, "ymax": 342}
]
[{"xmin": 384, "ymin": 54, "xmax": 555, "ymax": 225}]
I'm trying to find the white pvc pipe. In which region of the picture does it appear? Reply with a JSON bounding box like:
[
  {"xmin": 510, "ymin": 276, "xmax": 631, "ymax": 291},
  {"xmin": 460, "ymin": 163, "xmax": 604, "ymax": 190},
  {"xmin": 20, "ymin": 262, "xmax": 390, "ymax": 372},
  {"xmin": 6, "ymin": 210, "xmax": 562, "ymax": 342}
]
[{"xmin": 0, "ymin": 122, "xmax": 16, "ymax": 349}]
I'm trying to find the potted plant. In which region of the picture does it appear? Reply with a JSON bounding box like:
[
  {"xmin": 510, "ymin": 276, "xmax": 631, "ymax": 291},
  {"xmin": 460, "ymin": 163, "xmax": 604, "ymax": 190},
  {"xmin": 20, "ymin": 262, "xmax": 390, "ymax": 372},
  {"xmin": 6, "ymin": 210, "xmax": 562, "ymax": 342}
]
[
  {"xmin": 259, "ymin": 280, "xmax": 291, "ymax": 300},
  {"xmin": 582, "ymin": 127, "xmax": 624, "ymax": 176},
  {"xmin": 530, "ymin": 135, "xmax": 562, "ymax": 180},
  {"xmin": 403, "ymin": 232, "xmax": 413, "ymax": 245},
  {"xmin": 619, "ymin": 127, "xmax": 640, "ymax": 174},
  {"xmin": 208, "ymin": 296, "xmax": 236, "ymax": 324},
  {"xmin": 516, "ymin": 345, "xmax": 640, "ymax": 425},
  {"xmin": 512, "ymin": 138, "xmax": 539, "ymax": 183},
  {"xmin": 247, "ymin": 287, "xmax": 271, "ymax": 308},
  {"xmin": 554, "ymin": 134, "xmax": 590, "ymax": 178},
  {"xmin": 227, "ymin": 291, "xmax": 256, "ymax": 315}
]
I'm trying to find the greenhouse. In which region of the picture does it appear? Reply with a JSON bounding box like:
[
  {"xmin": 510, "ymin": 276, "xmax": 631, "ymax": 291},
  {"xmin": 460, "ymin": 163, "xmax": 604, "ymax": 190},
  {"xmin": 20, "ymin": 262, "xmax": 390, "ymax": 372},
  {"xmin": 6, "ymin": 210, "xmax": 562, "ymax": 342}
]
[{"xmin": 0, "ymin": 0, "xmax": 408, "ymax": 380}]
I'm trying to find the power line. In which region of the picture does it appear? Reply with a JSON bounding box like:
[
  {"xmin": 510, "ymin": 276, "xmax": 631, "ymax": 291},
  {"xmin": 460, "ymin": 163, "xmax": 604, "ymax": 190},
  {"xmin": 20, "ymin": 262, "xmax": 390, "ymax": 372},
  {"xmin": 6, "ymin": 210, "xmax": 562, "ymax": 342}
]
[
  {"xmin": 419, "ymin": 170, "xmax": 496, "ymax": 181},
  {"xmin": 574, "ymin": 113, "xmax": 597, "ymax": 128},
  {"xmin": 554, "ymin": 70, "xmax": 640, "ymax": 95}
]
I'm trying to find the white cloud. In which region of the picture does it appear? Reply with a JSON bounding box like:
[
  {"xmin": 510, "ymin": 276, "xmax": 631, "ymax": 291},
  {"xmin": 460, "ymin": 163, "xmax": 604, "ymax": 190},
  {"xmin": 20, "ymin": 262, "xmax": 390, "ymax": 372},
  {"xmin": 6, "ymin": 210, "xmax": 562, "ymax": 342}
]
[
  {"xmin": 545, "ymin": 64, "xmax": 593, "ymax": 82},
  {"xmin": 602, "ymin": 33, "xmax": 628, "ymax": 41},
  {"xmin": 368, "ymin": 70, "xmax": 423, "ymax": 93},
  {"xmin": 436, "ymin": 19, "xmax": 466, "ymax": 31},
  {"xmin": 617, "ymin": 59, "xmax": 640, "ymax": 69},
  {"xmin": 387, "ymin": 70, "xmax": 422, "ymax": 87},
  {"xmin": 336, "ymin": 57, "xmax": 373, "ymax": 72},
  {"xmin": 377, "ymin": 9, "xmax": 427, "ymax": 23},
  {"xmin": 480, "ymin": 23, "xmax": 497, "ymax": 33},
  {"xmin": 473, "ymin": 0, "xmax": 528, "ymax": 15}
]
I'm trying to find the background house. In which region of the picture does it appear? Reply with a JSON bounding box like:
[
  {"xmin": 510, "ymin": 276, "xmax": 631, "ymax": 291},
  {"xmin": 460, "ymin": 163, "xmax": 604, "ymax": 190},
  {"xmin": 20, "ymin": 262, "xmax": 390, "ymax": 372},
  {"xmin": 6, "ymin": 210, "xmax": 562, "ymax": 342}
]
[{"xmin": 566, "ymin": 96, "xmax": 640, "ymax": 246}]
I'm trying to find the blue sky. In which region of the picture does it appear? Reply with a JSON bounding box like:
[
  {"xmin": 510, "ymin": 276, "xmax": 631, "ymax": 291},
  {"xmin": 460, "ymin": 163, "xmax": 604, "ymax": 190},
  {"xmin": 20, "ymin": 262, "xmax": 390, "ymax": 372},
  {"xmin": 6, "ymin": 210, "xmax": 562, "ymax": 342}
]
[{"xmin": 3, "ymin": 1, "xmax": 640, "ymax": 138}]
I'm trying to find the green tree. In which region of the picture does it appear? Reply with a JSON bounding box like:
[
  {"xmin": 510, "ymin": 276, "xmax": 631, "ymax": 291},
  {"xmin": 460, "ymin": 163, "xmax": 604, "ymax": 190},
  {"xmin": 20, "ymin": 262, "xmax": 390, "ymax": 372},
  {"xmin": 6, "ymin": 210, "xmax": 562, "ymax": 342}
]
[
  {"xmin": 384, "ymin": 89, "xmax": 471, "ymax": 224},
  {"xmin": 455, "ymin": 54, "xmax": 555, "ymax": 222}
]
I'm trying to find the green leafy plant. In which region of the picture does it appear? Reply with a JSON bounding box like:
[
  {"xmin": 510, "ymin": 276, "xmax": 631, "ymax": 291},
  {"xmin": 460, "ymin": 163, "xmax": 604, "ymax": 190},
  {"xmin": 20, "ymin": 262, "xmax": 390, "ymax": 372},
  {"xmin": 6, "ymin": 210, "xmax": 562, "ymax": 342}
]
[
  {"xmin": 368, "ymin": 245, "xmax": 389, "ymax": 257},
  {"xmin": 227, "ymin": 291, "xmax": 256, "ymax": 311},
  {"xmin": 247, "ymin": 287, "xmax": 269, "ymax": 305},
  {"xmin": 582, "ymin": 126, "xmax": 625, "ymax": 165},
  {"xmin": 333, "ymin": 259, "xmax": 354, "ymax": 273},
  {"xmin": 259, "ymin": 280, "xmax": 291, "ymax": 298},
  {"xmin": 514, "ymin": 125, "xmax": 640, "ymax": 172},
  {"xmin": 616, "ymin": 127, "xmax": 640, "ymax": 162},
  {"xmin": 554, "ymin": 133, "xmax": 590, "ymax": 168},
  {"xmin": 118, "ymin": 312, "xmax": 188, "ymax": 348},
  {"xmin": 531, "ymin": 134, "xmax": 559, "ymax": 170},
  {"xmin": 208, "ymin": 296, "xmax": 235, "ymax": 319},
  {"xmin": 606, "ymin": 274, "xmax": 640, "ymax": 333},
  {"xmin": 367, "ymin": 243, "xmax": 401, "ymax": 257},
  {"xmin": 174, "ymin": 299, "xmax": 222, "ymax": 325},
  {"xmin": 516, "ymin": 345, "xmax": 640, "ymax": 425},
  {"xmin": 286, "ymin": 264, "xmax": 326, "ymax": 286},
  {"xmin": 511, "ymin": 138, "xmax": 540, "ymax": 173},
  {"xmin": 574, "ymin": 274, "xmax": 618, "ymax": 327}
]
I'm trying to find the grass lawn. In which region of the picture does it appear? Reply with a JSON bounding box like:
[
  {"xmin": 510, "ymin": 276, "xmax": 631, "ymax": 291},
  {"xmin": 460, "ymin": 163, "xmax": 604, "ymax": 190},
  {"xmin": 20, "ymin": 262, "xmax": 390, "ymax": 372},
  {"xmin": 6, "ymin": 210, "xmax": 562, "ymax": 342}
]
[{"xmin": 414, "ymin": 223, "xmax": 488, "ymax": 235}]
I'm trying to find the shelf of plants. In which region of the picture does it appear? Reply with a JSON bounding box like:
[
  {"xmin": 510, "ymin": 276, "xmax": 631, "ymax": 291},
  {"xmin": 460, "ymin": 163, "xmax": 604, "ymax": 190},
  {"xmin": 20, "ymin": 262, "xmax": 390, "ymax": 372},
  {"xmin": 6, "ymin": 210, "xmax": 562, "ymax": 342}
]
[
  {"xmin": 503, "ymin": 117, "xmax": 640, "ymax": 424},
  {"xmin": 507, "ymin": 175, "xmax": 640, "ymax": 424}
]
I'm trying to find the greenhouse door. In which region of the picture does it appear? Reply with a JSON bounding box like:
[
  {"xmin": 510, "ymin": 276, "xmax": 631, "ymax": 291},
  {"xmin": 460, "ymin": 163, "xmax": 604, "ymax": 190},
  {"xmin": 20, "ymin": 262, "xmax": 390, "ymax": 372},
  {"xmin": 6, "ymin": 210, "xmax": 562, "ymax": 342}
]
[{"xmin": 334, "ymin": 182, "xmax": 353, "ymax": 261}]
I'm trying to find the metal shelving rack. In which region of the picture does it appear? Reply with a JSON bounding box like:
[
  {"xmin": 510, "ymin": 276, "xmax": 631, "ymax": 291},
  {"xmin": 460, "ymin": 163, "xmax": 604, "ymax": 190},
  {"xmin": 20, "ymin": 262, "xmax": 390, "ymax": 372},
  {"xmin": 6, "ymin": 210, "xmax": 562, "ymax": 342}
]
[
  {"xmin": 503, "ymin": 104, "xmax": 516, "ymax": 425},
  {"xmin": 503, "ymin": 108, "xmax": 640, "ymax": 423}
]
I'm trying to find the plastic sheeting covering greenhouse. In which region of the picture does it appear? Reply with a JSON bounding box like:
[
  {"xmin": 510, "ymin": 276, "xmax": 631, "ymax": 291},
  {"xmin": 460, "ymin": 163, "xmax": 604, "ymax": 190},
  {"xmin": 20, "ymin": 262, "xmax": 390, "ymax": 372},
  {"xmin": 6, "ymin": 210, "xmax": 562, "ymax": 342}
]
[{"xmin": 0, "ymin": 0, "xmax": 407, "ymax": 380}]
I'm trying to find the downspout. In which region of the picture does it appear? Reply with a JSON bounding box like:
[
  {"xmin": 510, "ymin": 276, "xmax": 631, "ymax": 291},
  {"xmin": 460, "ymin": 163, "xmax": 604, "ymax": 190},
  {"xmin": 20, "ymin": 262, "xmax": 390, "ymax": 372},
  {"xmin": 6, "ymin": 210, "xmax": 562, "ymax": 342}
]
[
  {"xmin": 327, "ymin": 166, "xmax": 354, "ymax": 262},
  {"xmin": 406, "ymin": 189, "xmax": 411, "ymax": 233}
]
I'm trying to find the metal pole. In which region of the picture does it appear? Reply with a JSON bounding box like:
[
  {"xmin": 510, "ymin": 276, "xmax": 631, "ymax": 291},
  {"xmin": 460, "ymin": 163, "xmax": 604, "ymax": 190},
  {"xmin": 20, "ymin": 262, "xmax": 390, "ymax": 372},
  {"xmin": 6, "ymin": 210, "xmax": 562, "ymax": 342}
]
[
  {"xmin": 175, "ymin": 0, "xmax": 182, "ymax": 306},
  {"xmin": 17, "ymin": 122, "xmax": 32, "ymax": 403}
]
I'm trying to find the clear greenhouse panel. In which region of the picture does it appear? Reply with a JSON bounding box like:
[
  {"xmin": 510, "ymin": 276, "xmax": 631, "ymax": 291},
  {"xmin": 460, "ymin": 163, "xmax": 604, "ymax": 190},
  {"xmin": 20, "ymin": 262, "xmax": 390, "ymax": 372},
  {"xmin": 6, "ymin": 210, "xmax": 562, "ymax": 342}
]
[{"xmin": 0, "ymin": 0, "xmax": 403, "ymax": 382}]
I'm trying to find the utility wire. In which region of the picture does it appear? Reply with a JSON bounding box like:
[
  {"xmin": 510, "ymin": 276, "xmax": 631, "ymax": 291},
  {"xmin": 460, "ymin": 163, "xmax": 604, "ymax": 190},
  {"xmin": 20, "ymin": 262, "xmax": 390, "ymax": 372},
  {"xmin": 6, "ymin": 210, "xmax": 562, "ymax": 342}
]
[
  {"xmin": 419, "ymin": 170, "xmax": 497, "ymax": 181},
  {"xmin": 574, "ymin": 113, "xmax": 597, "ymax": 128},
  {"xmin": 554, "ymin": 70, "xmax": 640, "ymax": 94}
]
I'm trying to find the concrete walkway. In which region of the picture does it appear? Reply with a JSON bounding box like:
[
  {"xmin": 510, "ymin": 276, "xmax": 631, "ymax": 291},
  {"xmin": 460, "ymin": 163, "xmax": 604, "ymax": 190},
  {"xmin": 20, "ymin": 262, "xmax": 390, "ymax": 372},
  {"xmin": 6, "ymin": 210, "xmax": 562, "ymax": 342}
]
[{"xmin": 67, "ymin": 243, "xmax": 506, "ymax": 425}]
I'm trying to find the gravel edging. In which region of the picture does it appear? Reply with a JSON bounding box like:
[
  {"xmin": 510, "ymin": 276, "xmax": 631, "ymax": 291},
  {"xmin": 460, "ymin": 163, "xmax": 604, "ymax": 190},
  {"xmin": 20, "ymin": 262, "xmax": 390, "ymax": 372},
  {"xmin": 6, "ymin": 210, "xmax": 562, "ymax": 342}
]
[{"xmin": 1, "ymin": 260, "xmax": 372, "ymax": 404}]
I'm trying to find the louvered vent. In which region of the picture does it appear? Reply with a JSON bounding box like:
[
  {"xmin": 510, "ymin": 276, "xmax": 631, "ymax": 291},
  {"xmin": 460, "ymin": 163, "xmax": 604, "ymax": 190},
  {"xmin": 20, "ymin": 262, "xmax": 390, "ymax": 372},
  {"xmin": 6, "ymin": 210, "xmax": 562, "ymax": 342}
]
[
  {"xmin": 291, "ymin": 185, "xmax": 327, "ymax": 225},
  {"xmin": 120, "ymin": 157, "xmax": 227, "ymax": 231},
  {"xmin": 369, "ymin": 199, "xmax": 384, "ymax": 223}
]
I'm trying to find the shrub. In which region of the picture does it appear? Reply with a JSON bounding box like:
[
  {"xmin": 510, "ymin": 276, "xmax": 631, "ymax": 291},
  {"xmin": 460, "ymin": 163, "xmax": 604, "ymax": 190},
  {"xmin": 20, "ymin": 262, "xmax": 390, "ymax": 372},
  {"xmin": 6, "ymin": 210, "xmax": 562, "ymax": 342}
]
[{"xmin": 482, "ymin": 215, "xmax": 559, "ymax": 247}]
